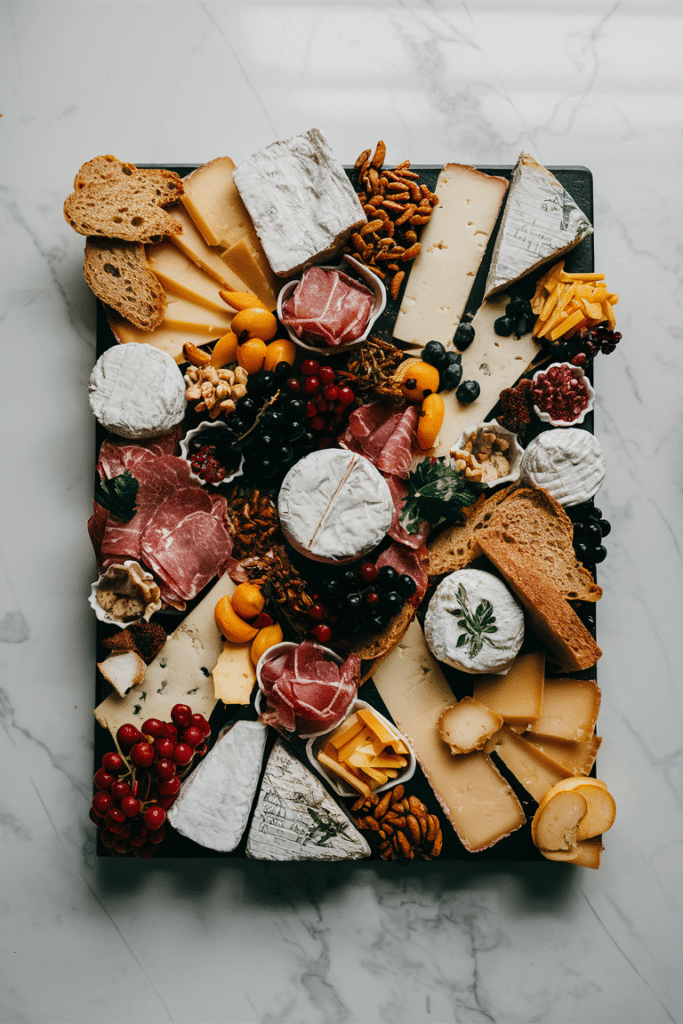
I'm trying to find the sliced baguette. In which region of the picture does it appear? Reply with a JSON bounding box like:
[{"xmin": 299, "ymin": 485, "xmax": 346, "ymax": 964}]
[{"xmin": 83, "ymin": 237, "xmax": 165, "ymax": 330}]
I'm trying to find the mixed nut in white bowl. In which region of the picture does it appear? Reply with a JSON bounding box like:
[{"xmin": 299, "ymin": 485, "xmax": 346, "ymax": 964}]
[
  {"xmin": 451, "ymin": 421, "xmax": 524, "ymax": 487},
  {"xmin": 89, "ymin": 560, "xmax": 161, "ymax": 628}
]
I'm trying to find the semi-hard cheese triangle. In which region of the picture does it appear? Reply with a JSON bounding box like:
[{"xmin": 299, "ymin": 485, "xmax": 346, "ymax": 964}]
[
  {"xmin": 245, "ymin": 742, "xmax": 371, "ymax": 861},
  {"xmin": 147, "ymin": 239, "xmax": 238, "ymax": 315},
  {"xmin": 167, "ymin": 721, "xmax": 267, "ymax": 852},
  {"xmin": 108, "ymin": 311, "xmax": 220, "ymax": 363},
  {"xmin": 484, "ymin": 152, "xmax": 593, "ymax": 299},
  {"xmin": 95, "ymin": 572, "xmax": 236, "ymax": 737}
]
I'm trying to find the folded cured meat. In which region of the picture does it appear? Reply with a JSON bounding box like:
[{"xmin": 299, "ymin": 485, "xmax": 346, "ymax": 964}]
[
  {"xmin": 280, "ymin": 267, "xmax": 374, "ymax": 346},
  {"xmin": 259, "ymin": 641, "xmax": 359, "ymax": 736}
]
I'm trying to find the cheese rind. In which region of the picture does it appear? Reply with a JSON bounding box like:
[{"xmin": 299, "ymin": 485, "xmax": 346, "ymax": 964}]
[
  {"xmin": 521, "ymin": 428, "xmax": 606, "ymax": 507},
  {"xmin": 246, "ymin": 742, "xmax": 371, "ymax": 861},
  {"xmin": 393, "ymin": 163, "xmax": 508, "ymax": 349},
  {"xmin": 89, "ymin": 342, "xmax": 186, "ymax": 439},
  {"xmin": 232, "ymin": 127, "xmax": 366, "ymax": 277}
]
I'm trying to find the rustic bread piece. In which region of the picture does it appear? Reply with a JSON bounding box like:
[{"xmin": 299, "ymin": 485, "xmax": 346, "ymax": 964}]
[
  {"xmin": 83, "ymin": 237, "xmax": 165, "ymax": 330},
  {"xmin": 64, "ymin": 160, "xmax": 184, "ymax": 242},
  {"xmin": 482, "ymin": 487, "xmax": 602, "ymax": 602},
  {"xmin": 427, "ymin": 486, "xmax": 513, "ymax": 578},
  {"xmin": 476, "ymin": 536, "xmax": 602, "ymax": 671}
]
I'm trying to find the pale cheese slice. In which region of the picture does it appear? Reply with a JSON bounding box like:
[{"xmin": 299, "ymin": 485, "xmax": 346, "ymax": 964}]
[
  {"xmin": 170, "ymin": 205, "xmax": 249, "ymax": 289},
  {"xmin": 484, "ymin": 726, "xmax": 570, "ymax": 803},
  {"xmin": 372, "ymin": 619, "xmax": 525, "ymax": 852},
  {"xmin": 162, "ymin": 295, "xmax": 234, "ymax": 335},
  {"xmin": 108, "ymin": 311, "xmax": 216, "ymax": 364},
  {"xmin": 472, "ymin": 652, "xmax": 545, "ymax": 730},
  {"xmin": 393, "ymin": 163, "xmax": 508, "ymax": 350},
  {"xmin": 523, "ymin": 732, "xmax": 601, "ymax": 777},
  {"xmin": 220, "ymin": 238, "xmax": 279, "ymax": 312},
  {"xmin": 530, "ymin": 678, "xmax": 601, "ymax": 743},
  {"xmin": 212, "ymin": 641, "xmax": 256, "ymax": 705},
  {"xmin": 427, "ymin": 294, "xmax": 541, "ymax": 458},
  {"xmin": 147, "ymin": 240, "xmax": 237, "ymax": 314},
  {"xmin": 95, "ymin": 573, "xmax": 236, "ymax": 738},
  {"xmin": 182, "ymin": 157, "xmax": 257, "ymax": 249}
]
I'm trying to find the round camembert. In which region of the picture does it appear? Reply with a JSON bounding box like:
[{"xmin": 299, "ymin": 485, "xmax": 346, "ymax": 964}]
[
  {"xmin": 89, "ymin": 342, "xmax": 187, "ymax": 440},
  {"xmin": 521, "ymin": 428, "xmax": 605, "ymax": 507}
]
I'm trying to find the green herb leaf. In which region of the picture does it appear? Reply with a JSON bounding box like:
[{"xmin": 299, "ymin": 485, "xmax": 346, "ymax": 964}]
[
  {"xmin": 447, "ymin": 583, "xmax": 507, "ymax": 660},
  {"xmin": 95, "ymin": 470, "xmax": 139, "ymax": 523},
  {"xmin": 399, "ymin": 457, "xmax": 484, "ymax": 534}
]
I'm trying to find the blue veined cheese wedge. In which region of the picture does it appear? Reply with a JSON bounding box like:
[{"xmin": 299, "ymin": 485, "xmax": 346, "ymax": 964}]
[
  {"xmin": 232, "ymin": 127, "xmax": 366, "ymax": 278},
  {"xmin": 484, "ymin": 153, "xmax": 593, "ymax": 299},
  {"xmin": 246, "ymin": 742, "xmax": 371, "ymax": 861},
  {"xmin": 167, "ymin": 721, "xmax": 268, "ymax": 852}
]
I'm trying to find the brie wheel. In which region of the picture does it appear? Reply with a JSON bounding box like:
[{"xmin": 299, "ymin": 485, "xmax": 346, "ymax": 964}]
[
  {"xmin": 521, "ymin": 428, "xmax": 605, "ymax": 507},
  {"xmin": 89, "ymin": 342, "xmax": 186, "ymax": 439}
]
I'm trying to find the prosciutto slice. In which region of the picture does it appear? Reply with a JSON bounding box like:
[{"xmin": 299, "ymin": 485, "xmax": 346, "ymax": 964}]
[
  {"xmin": 259, "ymin": 642, "xmax": 359, "ymax": 735},
  {"xmin": 341, "ymin": 402, "xmax": 418, "ymax": 479},
  {"xmin": 281, "ymin": 267, "xmax": 374, "ymax": 347}
]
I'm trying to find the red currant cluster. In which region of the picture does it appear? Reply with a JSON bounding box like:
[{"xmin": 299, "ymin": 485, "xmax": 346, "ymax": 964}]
[
  {"xmin": 531, "ymin": 364, "xmax": 590, "ymax": 423},
  {"xmin": 285, "ymin": 359, "xmax": 355, "ymax": 443},
  {"xmin": 90, "ymin": 703, "xmax": 210, "ymax": 858},
  {"xmin": 189, "ymin": 444, "xmax": 227, "ymax": 484}
]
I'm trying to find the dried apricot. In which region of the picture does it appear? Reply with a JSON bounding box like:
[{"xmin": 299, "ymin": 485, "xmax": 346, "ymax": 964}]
[
  {"xmin": 250, "ymin": 623, "xmax": 284, "ymax": 666},
  {"xmin": 231, "ymin": 307, "xmax": 277, "ymax": 342},
  {"xmin": 264, "ymin": 338, "xmax": 297, "ymax": 371},
  {"xmin": 237, "ymin": 338, "xmax": 268, "ymax": 374},
  {"xmin": 231, "ymin": 582, "xmax": 265, "ymax": 620},
  {"xmin": 210, "ymin": 331, "xmax": 238, "ymax": 368},
  {"xmin": 214, "ymin": 595, "xmax": 259, "ymax": 644},
  {"xmin": 417, "ymin": 392, "xmax": 445, "ymax": 449},
  {"xmin": 400, "ymin": 360, "xmax": 440, "ymax": 402},
  {"xmin": 218, "ymin": 290, "xmax": 265, "ymax": 312}
]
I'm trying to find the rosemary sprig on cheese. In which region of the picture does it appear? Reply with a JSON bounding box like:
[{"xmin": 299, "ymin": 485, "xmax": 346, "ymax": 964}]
[{"xmin": 449, "ymin": 584, "xmax": 506, "ymax": 659}]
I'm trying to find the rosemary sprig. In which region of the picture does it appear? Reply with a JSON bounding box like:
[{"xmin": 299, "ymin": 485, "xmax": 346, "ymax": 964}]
[{"xmin": 448, "ymin": 583, "xmax": 506, "ymax": 660}]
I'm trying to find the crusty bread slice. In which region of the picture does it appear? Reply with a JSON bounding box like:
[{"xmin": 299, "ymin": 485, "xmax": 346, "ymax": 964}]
[
  {"xmin": 477, "ymin": 536, "xmax": 602, "ymax": 672},
  {"xmin": 83, "ymin": 237, "xmax": 165, "ymax": 330},
  {"xmin": 64, "ymin": 158, "xmax": 184, "ymax": 242},
  {"xmin": 427, "ymin": 486, "xmax": 513, "ymax": 578},
  {"xmin": 482, "ymin": 487, "xmax": 602, "ymax": 602}
]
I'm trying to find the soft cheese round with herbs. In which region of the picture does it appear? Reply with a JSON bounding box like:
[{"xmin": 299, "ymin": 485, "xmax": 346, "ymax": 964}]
[
  {"xmin": 277, "ymin": 449, "xmax": 393, "ymax": 563},
  {"xmin": 89, "ymin": 342, "xmax": 186, "ymax": 439},
  {"xmin": 424, "ymin": 569, "xmax": 524, "ymax": 675}
]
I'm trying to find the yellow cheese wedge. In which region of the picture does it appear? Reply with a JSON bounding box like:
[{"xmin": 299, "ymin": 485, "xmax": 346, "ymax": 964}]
[
  {"xmin": 182, "ymin": 157, "xmax": 256, "ymax": 249},
  {"xmin": 523, "ymin": 732, "xmax": 601, "ymax": 777},
  {"xmin": 372, "ymin": 619, "xmax": 525, "ymax": 851},
  {"xmin": 531, "ymin": 678, "xmax": 601, "ymax": 743},
  {"xmin": 211, "ymin": 640, "xmax": 256, "ymax": 705},
  {"xmin": 162, "ymin": 295, "xmax": 234, "ymax": 336},
  {"xmin": 220, "ymin": 238, "xmax": 279, "ymax": 312},
  {"xmin": 472, "ymin": 652, "xmax": 545, "ymax": 730},
  {"xmin": 108, "ymin": 311, "xmax": 214, "ymax": 364},
  {"xmin": 170, "ymin": 205, "xmax": 249, "ymax": 289},
  {"xmin": 484, "ymin": 726, "xmax": 570, "ymax": 802},
  {"xmin": 326, "ymin": 713, "xmax": 364, "ymax": 750},
  {"xmin": 147, "ymin": 240, "xmax": 237, "ymax": 314}
]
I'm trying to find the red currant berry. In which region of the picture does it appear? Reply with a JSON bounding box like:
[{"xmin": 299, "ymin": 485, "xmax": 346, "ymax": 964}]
[
  {"xmin": 128, "ymin": 832, "xmax": 147, "ymax": 848},
  {"xmin": 171, "ymin": 704, "xmax": 192, "ymax": 727},
  {"xmin": 112, "ymin": 839, "xmax": 129, "ymax": 855},
  {"xmin": 312, "ymin": 623, "xmax": 332, "ymax": 644},
  {"xmin": 323, "ymin": 385, "xmax": 339, "ymax": 402},
  {"xmin": 157, "ymin": 794, "xmax": 176, "ymax": 809},
  {"xmin": 110, "ymin": 780, "xmax": 132, "ymax": 802},
  {"xmin": 301, "ymin": 359, "xmax": 320, "ymax": 376},
  {"xmin": 317, "ymin": 396, "xmax": 328, "ymax": 412},
  {"xmin": 189, "ymin": 714, "xmax": 211, "ymax": 737},
  {"xmin": 365, "ymin": 591, "xmax": 380, "ymax": 606},
  {"xmin": 163, "ymin": 722, "xmax": 178, "ymax": 741},
  {"xmin": 116, "ymin": 723, "xmax": 143, "ymax": 753},
  {"xmin": 182, "ymin": 725, "xmax": 203, "ymax": 748},
  {"xmin": 94, "ymin": 768, "xmax": 114, "ymax": 790},
  {"xmin": 250, "ymin": 612, "xmax": 274, "ymax": 630},
  {"xmin": 130, "ymin": 741, "xmax": 155, "ymax": 768},
  {"xmin": 303, "ymin": 376, "xmax": 321, "ymax": 395},
  {"xmin": 307, "ymin": 603, "xmax": 326, "ymax": 622},
  {"xmin": 120, "ymin": 796, "xmax": 140, "ymax": 818},
  {"xmin": 154, "ymin": 758, "xmax": 176, "ymax": 781},
  {"xmin": 359, "ymin": 562, "xmax": 379, "ymax": 583},
  {"xmin": 310, "ymin": 415, "xmax": 326, "ymax": 431},
  {"xmin": 99, "ymin": 829, "xmax": 115, "ymax": 848},
  {"xmin": 305, "ymin": 400, "xmax": 318, "ymax": 418},
  {"xmin": 141, "ymin": 718, "xmax": 166, "ymax": 738},
  {"xmin": 286, "ymin": 377, "xmax": 301, "ymax": 393},
  {"xmin": 92, "ymin": 791, "xmax": 113, "ymax": 817},
  {"xmin": 147, "ymin": 826, "xmax": 167, "ymax": 845},
  {"xmin": 106, "ymin": 806, "xmax": 127, "ymax": 826},
  {"xmin": 157, "ymin": 775, "xmax": 182, "ymax": 797},
  {"xmin": 144, "ymin": 805, "xmax": 167, "ymax": 830},
  {"xmin": 154, "ymin": 737, "xmax": 175, "ymax": 759},
  {"xmin": 338, "ymin": 386, "xmax": 355, "ymax": 406},
  {"xmin": 318, "ymin": 365, "xmax": 336, "ymax": 385},
  {"xmin": 172, "ymin": 742, "xmax": 193, "ymax": 766},
  {"xmin": 104, "ymin": 817, "xmax": 126, "ymax": 835},
  {"xmin": 101, "ymin": 752, "xmax": 125, "ymax": 774}
]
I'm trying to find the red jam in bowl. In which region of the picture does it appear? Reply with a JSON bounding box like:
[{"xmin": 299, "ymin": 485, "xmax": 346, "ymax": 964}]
[{"xmin": 531, "ymin": 364, "xmax": 590, "ymax": 423}]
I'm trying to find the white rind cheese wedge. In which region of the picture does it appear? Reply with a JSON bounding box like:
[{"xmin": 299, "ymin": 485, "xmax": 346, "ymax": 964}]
[
  {"xmin": 372, "ymin": 619, "xmax": 526, "ymax": 852},
  {"xmin": 246, "ymin": 742, "xmax": 371, "ymax": 861},
  {"xmin": 233, "ymin": 127, "xmax": 366, "ymax": 278},
  {"xmin": 89, "ymin": 342, "xmax": 186, "ymax": 439},
  {"xmin": 484, "ymin": 152, "xmax": 593, "ymax": 299},
  {"xmin": 393, "ymin": 163, "xmax": 508, "ymax": 350},
  {"xmin": 521, "ymin": 428, "xmax": 606, "ymax": 507},
  {"xmin": 95, "ymin": 573, "xmax": 236, "ymax": 737},
  {"xmin": 167, "ymin": 721, "xmax": 267, "ymax": 852}
]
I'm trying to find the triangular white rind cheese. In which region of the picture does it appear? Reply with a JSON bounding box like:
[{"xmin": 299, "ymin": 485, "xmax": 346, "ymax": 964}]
[
  {"xmin": 167, "ymin": 720, "xmax": 268, "ymax": 851},
  {"xmin": 484, "ymin": 153, "xmax": 593, "ymax": 299},
  {"xmin": 245, "ymin": 742, "xmax": 371, "ymax": 861}
]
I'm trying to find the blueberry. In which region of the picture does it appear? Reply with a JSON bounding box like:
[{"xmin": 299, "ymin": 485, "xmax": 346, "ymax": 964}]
[
  {"xmin": 456, "ymin": 380, "xmax": 480, "ymax": 404},
  {"xmin": 377, "ymin": 565, "xmax": 399, "ymax": 590},
  {"xmin": 382, "ymin": 591, "xmax": 404, "ymax": 616},
  {"xmin": 346, "ymin": 592, "xmax": 363, "ymax": 612},
  {"xmin": 275, "ymin": 361, "xmax": 292, "ymax": 377},
  {"xmin": 284, "ymin": 420, "xmax": 304, "ymax": 442},
  {"xmin": 236, "ymin": 396, "xmax": 256, "ymax": 419},
  {"xmin": 494, "ymin": 316, "xmax": 515, "ymax": 337},
  {"xmin": 229, "ymin": 416, "xmax": 246, "ymax": 436},
  {"xmin": 396, "ymin": 574, "xmax": 417, "ymax": 599},
  {"xmin": 440, "ymin": 361, "xmax": 463, "ymax": 390},
  {"xmin": 445, "ymin": 351, "xmax": 462, "ymax": 365},
  {"xmin": 454, "ymin": 323, "xmax": 475, "ymax": 350},
  {"xmin": 515, "ymin": 317, "xmax": 533, "ymax": 336}
]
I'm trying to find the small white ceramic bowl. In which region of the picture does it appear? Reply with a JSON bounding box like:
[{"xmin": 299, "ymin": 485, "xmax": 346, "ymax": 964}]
[
  {"xmin": 530, "ymin": 362, "xmax": 595, "ymax": 427},
  {"xmin": 277, "ymin": 254, "xmax": 386, "ymax": 355},
  {"xmin": 89, "ymin": 560, "xmax": 161, "ymax": 629},
  {"xmin": 179, "ymin": 420, "xmax": 244, "ymax": 487},
  {"xmin": 451, "ymin": 421, "xmax": 524, "ymax": 488},
  {"xmin": 255, "ymin": 641, "xmax": 352, "ymax": 739},
  {"xmin": 306, "ymin": 698, "xmax": 416, "ymax": 797}
]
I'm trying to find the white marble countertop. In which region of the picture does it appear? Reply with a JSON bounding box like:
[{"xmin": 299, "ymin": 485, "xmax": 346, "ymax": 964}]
[{"xmin": 1, "ymin": 2, "xmax": 682, "ymax": 1022}]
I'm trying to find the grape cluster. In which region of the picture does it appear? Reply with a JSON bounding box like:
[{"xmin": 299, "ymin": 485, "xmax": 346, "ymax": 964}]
[
  {"xmin": 541, "ymin": 325, "xmax": 623, "ymax": 366},
  {"xmin": 304, "ymin": 560, "xmax": 417, "ymax": 642},
  {"xmin": 219, "ymin": 362, "xmax": 356, "ymax": 484},
  {"xmin": 568, "ymin": 504, "xmax": 611, "ymax": 565},
  {"xmin": 90, "ymin": 703, "xmax": 210, "ymax": 858},
  {"xmin": 494, "ymin": 295, "xmax": 535, "ymax": 338}
]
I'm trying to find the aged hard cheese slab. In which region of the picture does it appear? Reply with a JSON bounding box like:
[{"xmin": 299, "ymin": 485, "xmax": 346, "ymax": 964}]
[
  {"xmin": 108, "ymin": 311, "xmax": 220, "ymax": 364},
  {"xmin": 167, "ymin": 721, "xmax": 267, "ymax": 852},
  {"xmin": 428, "ymin": 294, "xmax": 541, "ymax": 458},
  {"xmin": 147, "ymin": 239, "xmax": 237, "ymax": 314},
  {"xmin": 523, "ymin": 732, "xmax": 601, "ymax": 777},
  {"xmin": 95, "ymin": 573, "xmax": 236, "ymax": 736},
  {"xmin": 393, "ymin": 164, "xmax": 508, "ymax": 350},
  {"xmin": 372, "ymin": 619, "xmax": 526, "ymax": 852},
  {"xmin": 169, "ymin": 205, "xmax": 249, "ymax": 289},
  {"xmin": 220, "ymin": 238, "xmax": 279, "ymax": 312},
  {"xmin": 528, "ymin": 678, "xmax": 601, "ymax": 742},
  {"xmin": 472, "ymin": 652, "xmax": 545, "ymax": 731},
  {"xmin": 245, "ymin": 741, "xmax": 371, "ymax": 861},
  {"xmin": 162, "ymin": 294, "xmax": 234, "ymax": 335},
  {"xmin": 181, "ymin": 157, "xmax": 258, "ymax": 250},
  {"xmin": 484, "ymin": 153, "xmax": 593, "ymax": 299},
  {"xmin": 485, "ymin": 726, "xmax": 570, "ymax": 802}
]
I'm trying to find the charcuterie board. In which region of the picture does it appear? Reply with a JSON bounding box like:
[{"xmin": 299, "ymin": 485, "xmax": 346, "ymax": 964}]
[{"xmin": 82, "ymin": 142, "xmax": 618, "ymax": 862}]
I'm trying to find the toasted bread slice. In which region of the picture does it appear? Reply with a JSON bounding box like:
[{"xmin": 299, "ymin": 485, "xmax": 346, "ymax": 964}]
[
  {"xmin": 74, "ymin": 155, "xmax": 184, "ymax": 203},
  {"xmin": 482, "ymin": 487, "xmax": 602, "ymax": 602},
  {"xmin": 83, "ymin": 237, "xmax": 165, "ymax": 330},
  {"xmin": 427, "ymin": 486, "xmax": 513, "ymax": 579}
]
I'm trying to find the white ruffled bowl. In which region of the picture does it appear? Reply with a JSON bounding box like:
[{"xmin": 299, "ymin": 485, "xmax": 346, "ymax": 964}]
[
  {"xmin": 531, "ymin": 362, "xmax": 595, "ymax": 427},
  {"xmin": 451, "ymin": 421, "xmax": 524, "ymax": 488},
  {"xmin": 179, "ymin": 420, "xmax": 244, "ymax": 487},
  {"xmin": 255, "ymin": 641, "xmax": 351, "ymax": 740}
]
